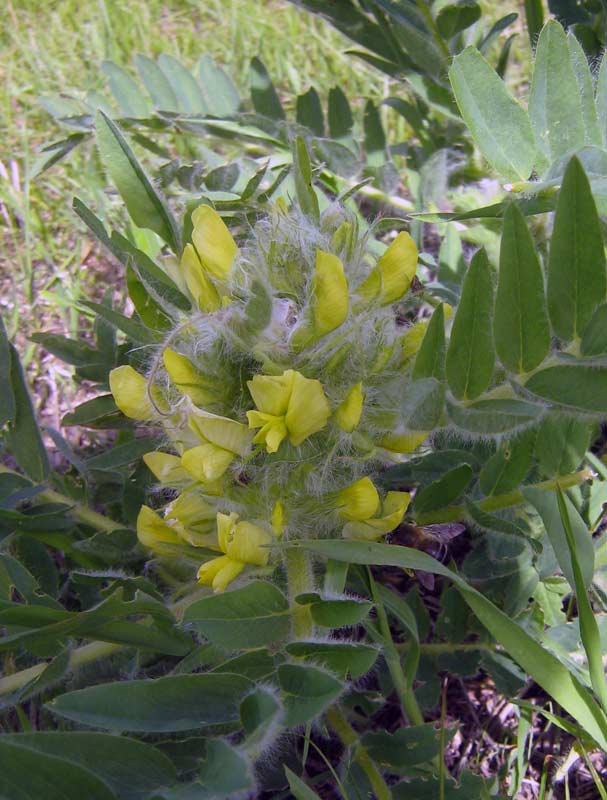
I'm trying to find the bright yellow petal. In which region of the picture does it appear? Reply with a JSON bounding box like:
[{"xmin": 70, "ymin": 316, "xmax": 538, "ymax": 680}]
[
  {"xmin": 137, "ymin": 505, "xmax": 181, "ymax": 553},
  {"xmin": 271, "ymin": 501, "xmax": 285, "ymax": 538},
  {"xmin": 312, "ymin": 249, "xmax": 348, "ymax": 337},
  {"xmin": 227, "ymin": 521, "xmax": 272, "ymax": 566},
  {"xmin": 336, "ymin": 477, "xmax": 380, "ymax": 521},
  {"xmin": 376, "ymin": 231, "xmax": 418, "ymax": 304},
  {"xmin": 180, "ymin": 243, "xmax": 220, "ymax": 312},
  {"xmin": 166, "ymin": 491, "xmax": 216, "ymax": 547},
  {"xmin": 189, "ymin": 410, "xmax": 251, "ymax": 456},
  {"xmin": 216, "ymin": 511, "xmax": 239, "ymax": 554},
  {"xmin": 380, "ymin": 430, "xmax": 428, "ymax": 453},
  {"xmin": 212, "ymin": 558, "xmax": 246, "ymax": 592},
  {"xmin": 163, "ymin": 349, "xmax": 215, "ymax": 406},
  {"xmin": 109, "ymin": 366, "xmax": 154, "ymax": 420},
  {"xmin": 247, "ymin": 371, "xmax": 295, "ymax": 416},
  {"xmin": 143, "ymin": 452, "xmax": 190, "ymax": 485},
  {"xmin": 247, "ymin": 411, "xmax": 288, "ymax": 453},
  {"xmin": 285, "ymin": 372, "xmax": 331, "ymax": 446},
  {"xmin": 334, "ymin": 383, "xmax": 364, "ymax": 433},
  {"xmin": 181, "ymin": 444, "xmax": 234, "ymax": 482},
  {"xmin": 197, "ymin": 554, "xmax": 233, "ymax": 586},
  {"xmin": 342, "ymin": 491, "xmax": 410, "ymax": 540},
  {"xmin": 191, "ymin": 205, "xmax": 238, "ymax": 280}
]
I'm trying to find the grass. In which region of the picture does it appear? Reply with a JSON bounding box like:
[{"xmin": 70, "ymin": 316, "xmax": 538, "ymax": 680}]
[{"xmin": 0, "ymin": 0, "xmax": 386, "ymax": 421}]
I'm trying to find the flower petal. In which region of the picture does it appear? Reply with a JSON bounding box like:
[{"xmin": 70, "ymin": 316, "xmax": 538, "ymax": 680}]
[
  {"xmin": 180, "ymin": 243, "xmax": 221, "ymax": 312},
  {"xmin": 143, "ymin": 452, "xmax": 190, "ymax": 485},
  {"xmin": 312, "ymin": 249, "xmax": 348, "ymax": 337},
  {"xmin": 163, "ymin": 349, "xmax": 215, "ymax": 406},
  {"xmin": 191, "ymin": 205, "xmax": 238, "ymax": 280},
  {"xmin": 285, "ymin": 372, "xmax": 331, "ymax": 446},
  {"xmin": 109, "ymin": 366, "xmax": 154, "ymax": 420},
  {"xmin": 227, "ymin": 521, "xmax": 272, "ymax": 566},
  {"xmin": 334, "ymin": 382, "xmax": 364, "ymax": 433},
  {"xmin": 380, "ymin": 430, "xmax": 428, "ymax": 453},
  {"xmin": 212, "ymin": 558, "xmax": 245, "ymax": 592},
  {"xmin": 181, "ymin": 444, "xmax": 235, "ymax": 482},
  {"xmin": 247, "ymin": 411, "xmax": 288, "ymax": 453},
  {"xmin": 342, "ymin": 491, "xmax": 410, "ymax": 540},
  {"xmin": 137, "ymin": 505, "xmax": 181, "ymax": 553},
  {"xmin": 271, "ymin": 501, "xmax": 285, "ymax": 538},
  {"xmin": 376, "ymin": 231, "xmax": 418, "ymax": 304},
  {"xmin": 216, "ymin": 511, "xmax": 239, "ymax": 553},
  {"xmin": 189, "ymin": 410, "xmax": 251, "ymax": 456},
  {"xmin": 197, "ymin": 554, "xmax": 233, "ymax": 587},
  {"xmin": 247, "ymin": 371, "xmax": 294, "ymax": 416},
  {"xmin": 336, "ymin": 477, "xmax": 380, "ymax": 521}
]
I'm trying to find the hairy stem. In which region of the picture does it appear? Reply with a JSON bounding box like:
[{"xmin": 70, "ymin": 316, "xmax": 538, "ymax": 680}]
[
  {"xmin": 326, "ymin": 705, "xmax": 392, "ymax": 800},
  {"xmin": 285, "ymin": 546, "xmax": 314, "ymax": 638},
  {"xmin": 0, "ymin": 464, "xmax": 123, "ymax": 534},
  {"xmin": 415, "ymin": 469, "xmax": 592, "ymax": 525}
]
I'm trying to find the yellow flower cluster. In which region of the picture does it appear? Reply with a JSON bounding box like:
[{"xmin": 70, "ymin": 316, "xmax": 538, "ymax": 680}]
[{"xmin": 110, "ymin": 203, "xmax": 430, "ymax": 591}]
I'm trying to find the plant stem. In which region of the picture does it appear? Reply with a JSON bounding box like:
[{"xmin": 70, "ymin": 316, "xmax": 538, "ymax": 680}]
[
  {"xmin": 326, "ymin": 705, "xmax": 392, "ymax": 800},
  {"xmin": 415, "ymin": 0, "xmax": 451, "ymax": 62},
  {"xmin": 0, "ymin": 464, "xmax": 124, "ymax": 534},
  {"xmin": 415, "ymin": 469, "xmax": 592, "ymax": 525},
  {"xmin": 396, "ymin": 641, "xmax": 495, "ymax": 656},
  {"xmin": 0, "ymin": 640, "xmax": 125, "ymax": 696},
  {"xmin": 285, "ymin": 546, "xmax": 314, "ymax": 638}
]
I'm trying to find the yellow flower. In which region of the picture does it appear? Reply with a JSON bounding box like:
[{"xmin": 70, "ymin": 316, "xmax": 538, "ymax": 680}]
[
  {"xmin": 109, "ymin": 366, "xmax": 154, "ymax": 420},
  {"xmin": 181, "ymin": 410, "xmax": 251, "ymax": 482},
  {"xmin": 380, "ymin": 430, "xmax": 428, "ymax": 453},
  {"xmin": 247, "ymin": 369, "xmax": 331, "ymax": 452},
  {"xmin": 311, "ymin": 250, "xmax": 349, "ymax": 337},
  {"xmin": 342, "ymin": 492, "xmax": 411, "ymax": 541},
  {"xmin": 336, "ymin": 477, "xmax": 379, "ymax": 521},
  {"xmin": 136, "ymin": 506, "xmax": 182, "ymax": 554},
  {"xmin": 163, "ymin": 348, "xmax": 215, "ymax": 406},
  {"xmin": 180, "ymin": 244, "xmax": 221, "ymax": 312},
  {"xmin": 398, "ymin": 304, "xmax": 453, "ymax": 367},
  {"xmin": 357, "ymin": 232, "xmax": 418, "ymax": 306},
  {"xmin": 271, "ymin": 501, "xmax": 285, "ymax": 538},
  {"xmin": 197, "ymin": 512, "xmax": 272, "ymax": 592},
  {"xmin": 165, "ymin": 491, "xmax": 217, "ymax": 547},
  {"xmin": 334, "ymin": 383, "xmax": 364, "ymax": 433},
  {"xmin": 143, "ymin": 452, "xmax": 190, "ymax": 485},
  {"xmin": 191, "ymin": 205, "xmax": 238, "ymax": 281}
]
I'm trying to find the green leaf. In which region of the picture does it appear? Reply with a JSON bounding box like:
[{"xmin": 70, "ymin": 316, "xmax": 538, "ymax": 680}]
[
  {"xmin": 494, "ymin": 203, "xmax": 550, "ymax": 373},
  {"xmin": 436, "ymin": 1, "xmax": 481, "ymax": 39},
  {"xmin": 47, "ymin": 673, "xmax": 252, "ymax": 732},
  {"xmin": 240, "ymin": 686, "xmax": 281, "ymax": 744},
  {"xmin": 446, "ymin": 249, "xmax": 495, "ymax": 400},
  {"xmin": 126, "ymin": 265, "xmax": 173, "ymax": 330},
  {"xmin": 528, "ymin": 22, "xmax": 585, "ymax": 168},
  {"xmin": 196, "ymin": 740, "xmax": 253, "ymax": 798},
  {"xmin": 556, "ymin": 488, "xmax": 607, "ymax": 715},
  {"xmin": 567, "ymin": 32, "xmax": 601, "ymax": 148},
  {"xmin": 362, "ymin": 724, "xmax": 440, "ymax": 769},
  {"xmin": 0, "ymin": 315, "xmax": 16, "ymax": 425},
  {"xmin": 5, "ymin": 344, "xmax": 49, "ymax": 482},
  {"xmin": 278, "ymin": 663, "xmax": 343, "ymax": 727},
  {"xmin": 449, "ymin": 47, "xmax": 536, "ymax": 182},
  {"xmin": 135, "ymin": 54, "xmax": 178, "ymax": 111},
  {"xmin": 525, "ymin": 364, "xmax": 607, "ymax": 413},
  {"xmin": 296, "ymin": 86, "xmax": 324, "ymax": 136},
  {"xmin": 3, "ymin": 733, "xmax": 176, "ymax": 800},
  {"xmin": 0, "ymin": 740, "xmax": 118, "ymax": 800},
  {"xmin": 523, "ymin": 486, "xmax": 594, "ymax": 589},
  {"xmin": 157, "ymin": 54, "xmax": 206, "ymax": 114},
  {"xmin": 296, "ymin": 593, "xmax": 373, "ymax": 627},
  {"xmin": 286, "ymin": 641, "xmax": 377, "ymax": 678},
  {"xmin": 291, "ymin": 539, "xmax": 607, "ymax": 750},
  {"xmin": 62, "ymin": 395, "xmax": 126, "ymax": 429},
  {"xmin": 95, "ymin": 110, "xmax": 179, "ymax": 252},
  {"xmin": 479, "ymin": 428, "xmax": 536, "ymax": 495},
  {"xmin": 183, "ymin": 581, "xmax": 290, "ymax": 649},
  {"xmin": 198, "ymin": 55, "xmax": 241, "ymax": 117},
  {"xmin": 81, "ymin": 300, "xmax": 162, "ymax": 344},
  {"xmin": 328, "ymin": 86, "xmax": 353, "ymax": 144},
  {"xmin": 413, "ymin": 464, "xmax": 473, "ymax": 513},
  {"xmin": 447, "ymin": 397, "xmax": 543, "ymax": 435},
  {"xmin": 250, "ymin": 57, "xmax": 285, "ymax": 120},
  {"xmin": 30, "ymin": 333, "xmax": 101, "ymax": 367},
  {"xmin": 363, "ymin": 100, "xmax": 386, "ymax": 167},
  {"xmin": 534, "ymin": 414, "xmax": 593, "ymax": 477},
  {"xmin": 581, "ymin": 303, "xmax": 607, "ymax": 356},
  {"xmin": 412, "ymin": 304, "xmax": 445, "ymax": 381},
  {"xmin": 101, "ymin": 61, "xmax": 150, "ymax": 118},
  {"xmin": 285, "ymin": 767, "xmax": 323, "ymax": 800},
  {"xmin": 597, "ymin": 52, "xmax": 607, "ymax": 150},
  {"xmin": 547, "ymin": 156, "xmax": 606, "ymax": 341},
  {"xmin": 293, "ymin": 136, "xmax": 320, "ymax": 222},
  {"xmin": 85, "ymin": 438, "xmax": 157, "ymax": 470}
]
